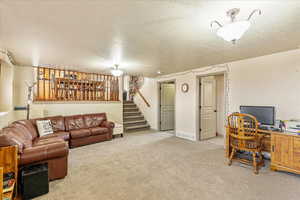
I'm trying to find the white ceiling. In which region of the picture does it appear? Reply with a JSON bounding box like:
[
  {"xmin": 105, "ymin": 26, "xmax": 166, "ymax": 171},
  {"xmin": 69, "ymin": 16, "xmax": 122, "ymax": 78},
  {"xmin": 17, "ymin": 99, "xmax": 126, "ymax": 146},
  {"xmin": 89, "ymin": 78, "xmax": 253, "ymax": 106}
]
[{"xmin": 1, "ymin": 0, "xmax": 300, "ymax": 77}]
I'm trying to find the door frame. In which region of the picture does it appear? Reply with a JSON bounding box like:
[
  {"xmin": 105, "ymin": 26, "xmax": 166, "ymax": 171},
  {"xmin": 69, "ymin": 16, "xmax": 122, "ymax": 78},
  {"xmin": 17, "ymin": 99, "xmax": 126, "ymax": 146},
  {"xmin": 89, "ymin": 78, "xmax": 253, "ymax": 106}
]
[
  {"xmin": 196, "ymin": 72, "xmax": 229, "ymax": 142},
  {"xmin": 158, "ymin": 80, "xmax": 176, "ymax": 132}
]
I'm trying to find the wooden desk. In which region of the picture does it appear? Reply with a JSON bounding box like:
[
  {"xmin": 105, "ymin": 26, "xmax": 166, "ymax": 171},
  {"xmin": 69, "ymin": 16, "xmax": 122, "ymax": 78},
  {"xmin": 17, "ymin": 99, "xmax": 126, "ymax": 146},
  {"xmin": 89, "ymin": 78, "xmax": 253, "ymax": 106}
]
[{"xmin": 226, "ymin": 128, "xmax": 300, "ymax": 175}]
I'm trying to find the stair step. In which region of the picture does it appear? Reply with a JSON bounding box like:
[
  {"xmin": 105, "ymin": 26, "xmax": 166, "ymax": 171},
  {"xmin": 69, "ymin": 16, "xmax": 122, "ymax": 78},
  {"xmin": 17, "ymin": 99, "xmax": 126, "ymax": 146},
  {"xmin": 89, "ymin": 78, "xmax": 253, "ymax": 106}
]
[
  {"xmin": 123, "ymin": 101, "xmax": 150, "ymax": 132},
  {"xmin": 123, "ymin": 103, "xmax": 135, "ymax": 105},
  {"xmin": 124, "ymin": 120, "xmax": 146, "ymax": 124},
  {"xmin": 124, "ymin": 116, "xmax": 144, "ymax": 122},
  {"xmin": 123, "ymin": 104, "xmax": 137, "ymax": 108},
  {"xmin": 123, "ymin": 108, "xmax": 139, "ymax": 112},
  {"xmin": 123, "ymin": 101, "xmax": 134, "ymax": 104},
  {"xmin": 124, "ymin": 120, "xmax": 147, "ymax": 127},
  {"xmin": 123, "ymin": 111, "xmax": 141, "ymax": 116},
  {"xmin": 125, "ymin": 124, "xmax": 150, "ymax": 132}
]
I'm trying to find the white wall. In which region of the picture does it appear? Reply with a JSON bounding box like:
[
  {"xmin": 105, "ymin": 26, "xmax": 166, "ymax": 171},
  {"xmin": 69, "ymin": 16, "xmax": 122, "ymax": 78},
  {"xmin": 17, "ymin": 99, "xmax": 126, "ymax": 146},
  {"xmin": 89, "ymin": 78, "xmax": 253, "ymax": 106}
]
[
  {"xmin": 229, "ymin": 49, "xmax": 300, "ymax": 120},
  {"xmin": 137, "ymin": 49, "xmax": 300, "ymax": 141},
  {"xmin": 0, "ymin": 112, "xmax": 15, "ymax": 129},
  {"xmin": 0, "ymin": 61, "xmax": 14, "ymax": 112},
  {"xmin": 134, "ymin": 77, "xmax": 159, "ymax": 129},
  {"xmin": 0, "ymin": 61, "xmax": 15, "ymax": 129},
  {"xmin": 173, "ymin": 73, "xmax": 197, "ymax": 140},
  {"xmin": 0, "ymin": 65, "xmax": 123, "ymax": 129}
]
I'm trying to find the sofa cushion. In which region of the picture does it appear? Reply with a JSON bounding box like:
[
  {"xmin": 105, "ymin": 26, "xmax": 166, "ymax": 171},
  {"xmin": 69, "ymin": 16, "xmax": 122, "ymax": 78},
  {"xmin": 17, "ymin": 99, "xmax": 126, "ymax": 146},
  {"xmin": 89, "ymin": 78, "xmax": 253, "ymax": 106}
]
[
  {"xmin": 33, "ymin": 137, "xmax": 65, "ymax": 147},
  {"xmin": 31, "ymin": 116, "xmax": 66, "ymax": 132},
  {"xmin": 48, "ymin": 116, "xmax": 66, "ymax": 132},
  {"xmin": 65, "ymin": 115, "xmax": 86, "ymax": 131},
  {"xmin": 20, "ymin": 141, "xmax": 68, "ymax": 165},
  {"xmin": 15, "ymin": 120, "xmax": 39, "ymax": 139},
  {"xmin": 83, "ymin": 114, "xmax": 106, "ymax": 128},
  {"xmin": 89, "ymin": 127, "xmax": 109, "ymax": 136},
  {"xmin": 70, "ymin": 129, "xmax": 91, "ymax": 139},
  {"xmin": 34, "ymin": 131, "xmax": 70, "ymax": 141},
  {"xmin": 54, "ymin": 131, "xmax": 70, "ymax": 141},
  {"xmin": 6, "ymin": 125, "xmax": 33, "ymax": 148}
]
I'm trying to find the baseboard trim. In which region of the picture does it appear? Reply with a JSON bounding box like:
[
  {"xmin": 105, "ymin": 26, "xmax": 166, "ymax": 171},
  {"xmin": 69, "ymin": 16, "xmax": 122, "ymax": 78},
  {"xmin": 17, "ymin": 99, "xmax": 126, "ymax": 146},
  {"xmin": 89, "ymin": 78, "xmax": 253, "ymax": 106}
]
[{"xmin": 176, "ymin": 131, "xmax": 196, "ymax": 141}]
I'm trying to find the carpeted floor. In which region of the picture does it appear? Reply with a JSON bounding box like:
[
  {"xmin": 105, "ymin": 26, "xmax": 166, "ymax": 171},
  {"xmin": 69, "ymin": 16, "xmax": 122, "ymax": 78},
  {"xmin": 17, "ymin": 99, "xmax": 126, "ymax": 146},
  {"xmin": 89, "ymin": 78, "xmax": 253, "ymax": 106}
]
[{"xmin": 37, "ymin": 131, "xmax": 300, "ymax": 200}]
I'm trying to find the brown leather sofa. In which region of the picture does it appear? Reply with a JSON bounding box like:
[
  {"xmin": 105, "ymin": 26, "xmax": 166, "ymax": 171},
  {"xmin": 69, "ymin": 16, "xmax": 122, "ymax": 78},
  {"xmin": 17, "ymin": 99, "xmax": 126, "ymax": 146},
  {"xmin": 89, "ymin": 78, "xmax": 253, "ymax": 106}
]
[
  {"xmin": 0, "ymin": 120, "xmax": 69, "ymax": 180},
  {"xmin": 65, "ymin": 113, "xmax": 114, "ymax": 148},
  {"xmin": 0, "ymin": 113, "xmax": 114, "ymax": 180}
]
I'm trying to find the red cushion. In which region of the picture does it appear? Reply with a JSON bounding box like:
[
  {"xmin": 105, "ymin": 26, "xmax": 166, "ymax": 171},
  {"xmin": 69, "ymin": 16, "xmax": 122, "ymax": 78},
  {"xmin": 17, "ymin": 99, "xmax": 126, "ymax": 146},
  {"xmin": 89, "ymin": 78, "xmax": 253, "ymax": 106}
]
[
  {"xmin": 40, "ymin": 131, "xmax": 70, "ymax": 141},
  {"xmin": 33, "ymin": 137, "xmax": 64, "ymax": 146},
  {"xmin": 54, "ymin": 131, "xmax": 70, "ymax": 141},
  {"xmin": 83, "ymin": 114, "xmax": 106, "ymax": 128},
  {"xmin": 89, "ymin": 127, "xmax": 108, "ymax": 136},
  {"xmin": 70, "ymin": 129, "xmax": 91, "ymax": 139},
  {"xmin": 65, "ymin": 115, "xmax": 86, "ymax": 131}
]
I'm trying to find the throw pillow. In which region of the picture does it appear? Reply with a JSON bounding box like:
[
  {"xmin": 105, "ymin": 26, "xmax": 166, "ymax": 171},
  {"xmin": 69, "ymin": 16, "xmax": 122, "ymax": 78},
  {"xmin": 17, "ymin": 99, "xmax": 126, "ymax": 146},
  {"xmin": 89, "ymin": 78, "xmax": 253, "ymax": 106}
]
[{"xmin": 36, "ymin": 120, "xmax": 54, "ymax": 137}]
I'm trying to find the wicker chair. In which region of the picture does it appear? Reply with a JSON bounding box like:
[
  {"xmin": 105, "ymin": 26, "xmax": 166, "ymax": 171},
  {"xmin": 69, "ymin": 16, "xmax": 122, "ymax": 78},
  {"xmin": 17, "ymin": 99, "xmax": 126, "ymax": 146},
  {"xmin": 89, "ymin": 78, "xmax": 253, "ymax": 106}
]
[{"xmin": 227, "ymin": 112, "xmax": 264, "ymax": 174}]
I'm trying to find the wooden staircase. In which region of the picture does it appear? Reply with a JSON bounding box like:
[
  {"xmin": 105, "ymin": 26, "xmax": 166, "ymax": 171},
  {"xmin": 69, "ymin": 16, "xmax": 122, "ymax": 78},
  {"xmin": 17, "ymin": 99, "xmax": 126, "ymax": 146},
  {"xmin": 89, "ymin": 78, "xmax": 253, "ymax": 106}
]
[{"xmin": 123, "ymin": 101, "xmax": 150, "ymax": 132}]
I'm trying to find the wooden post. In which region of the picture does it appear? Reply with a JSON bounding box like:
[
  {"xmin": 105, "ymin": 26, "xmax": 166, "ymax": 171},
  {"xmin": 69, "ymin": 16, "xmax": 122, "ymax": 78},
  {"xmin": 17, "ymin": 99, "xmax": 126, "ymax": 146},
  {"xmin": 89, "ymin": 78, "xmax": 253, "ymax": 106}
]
[{"xmin": 0, "ymin": 167, "xmax": 3, "ymax": 200}]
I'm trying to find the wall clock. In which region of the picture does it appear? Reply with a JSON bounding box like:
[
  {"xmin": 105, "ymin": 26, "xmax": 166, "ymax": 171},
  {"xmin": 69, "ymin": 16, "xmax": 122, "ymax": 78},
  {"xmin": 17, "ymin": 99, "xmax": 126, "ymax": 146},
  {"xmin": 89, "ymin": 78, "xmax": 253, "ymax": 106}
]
[{"xmin": 181, "ymin": 83, "xmax": 189, "ymax": 93}]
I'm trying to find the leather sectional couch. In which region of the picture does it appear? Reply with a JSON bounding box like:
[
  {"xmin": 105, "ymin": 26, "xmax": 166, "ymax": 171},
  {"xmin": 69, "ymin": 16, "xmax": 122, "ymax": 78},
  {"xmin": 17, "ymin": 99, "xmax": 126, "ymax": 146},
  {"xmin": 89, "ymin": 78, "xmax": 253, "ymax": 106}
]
[{"xmin": 0, "ymin": 113, "xmax": 114, "ymax": 180}]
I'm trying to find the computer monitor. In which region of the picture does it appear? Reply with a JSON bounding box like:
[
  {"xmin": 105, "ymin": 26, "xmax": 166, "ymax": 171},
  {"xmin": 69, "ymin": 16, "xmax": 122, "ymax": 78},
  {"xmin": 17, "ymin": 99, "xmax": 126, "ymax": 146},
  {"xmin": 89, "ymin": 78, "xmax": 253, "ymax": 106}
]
[{"xmin": 240, "ymin": 106, "xmax": 275, "ymax": 126}]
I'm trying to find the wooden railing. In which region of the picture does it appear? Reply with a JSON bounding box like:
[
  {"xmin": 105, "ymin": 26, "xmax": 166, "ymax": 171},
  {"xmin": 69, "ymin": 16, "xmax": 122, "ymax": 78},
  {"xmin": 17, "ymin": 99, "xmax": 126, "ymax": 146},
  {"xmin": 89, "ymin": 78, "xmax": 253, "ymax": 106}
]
[
  {"xmin": 34, "ymin": 67, "xmax": 119, "ymax": 102},
  {"xmin": 136, "ymin": 89, "xmax": 150, "ymax": 107}
]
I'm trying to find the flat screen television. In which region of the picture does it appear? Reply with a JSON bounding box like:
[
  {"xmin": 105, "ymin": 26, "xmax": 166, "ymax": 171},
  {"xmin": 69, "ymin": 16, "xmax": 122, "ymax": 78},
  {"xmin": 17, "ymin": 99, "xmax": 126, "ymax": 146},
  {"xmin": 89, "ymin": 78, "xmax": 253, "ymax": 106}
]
[{"xmin": 240, "ymin": 106, "xmax": 275, "ymax": 126}]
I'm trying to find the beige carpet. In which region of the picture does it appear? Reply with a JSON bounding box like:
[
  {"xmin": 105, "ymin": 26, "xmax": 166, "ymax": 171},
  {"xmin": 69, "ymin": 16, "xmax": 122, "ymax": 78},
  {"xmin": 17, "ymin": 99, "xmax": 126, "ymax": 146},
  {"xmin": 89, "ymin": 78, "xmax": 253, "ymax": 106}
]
[{"xmin": 36, "ymin": 131, "xmax": 300, "ymax": 200}]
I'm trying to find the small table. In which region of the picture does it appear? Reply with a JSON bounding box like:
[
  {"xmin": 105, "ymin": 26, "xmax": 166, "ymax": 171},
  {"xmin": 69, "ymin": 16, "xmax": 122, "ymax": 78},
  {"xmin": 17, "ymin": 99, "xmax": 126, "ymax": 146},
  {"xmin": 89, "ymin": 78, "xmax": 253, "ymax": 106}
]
[{"xmin": 113, "ymin": 123, "xmax": 124, "ymax": 138}]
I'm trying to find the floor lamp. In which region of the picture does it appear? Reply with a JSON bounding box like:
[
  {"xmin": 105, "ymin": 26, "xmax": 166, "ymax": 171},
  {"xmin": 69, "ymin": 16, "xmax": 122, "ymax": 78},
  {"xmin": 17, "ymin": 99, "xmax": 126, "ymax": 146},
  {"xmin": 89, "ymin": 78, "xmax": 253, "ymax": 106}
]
[{"xmin": 26, "ymin": 82, "xmax": 36, "ymax": 120}]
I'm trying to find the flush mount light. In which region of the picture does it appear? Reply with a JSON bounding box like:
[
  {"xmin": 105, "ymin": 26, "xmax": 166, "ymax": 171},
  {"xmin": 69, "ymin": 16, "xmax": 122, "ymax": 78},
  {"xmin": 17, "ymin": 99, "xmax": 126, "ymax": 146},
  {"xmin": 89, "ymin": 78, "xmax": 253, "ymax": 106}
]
[
  {"xmin": 211, "ymin": 8, "xmax": 261, "ymax": 44},
  {"xmin": 157, "ymin": 70, "xmax": 162, "ymax": 74},
  {"xmin": 111, "ymin": 64, "xmax": 123, "ymax": 76}
]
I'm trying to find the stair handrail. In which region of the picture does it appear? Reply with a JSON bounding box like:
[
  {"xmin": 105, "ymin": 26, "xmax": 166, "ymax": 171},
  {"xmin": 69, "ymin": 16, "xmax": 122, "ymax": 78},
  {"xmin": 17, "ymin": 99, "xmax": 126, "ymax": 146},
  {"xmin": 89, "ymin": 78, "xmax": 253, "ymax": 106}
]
[{"xmin": 136, "ymin": 89, "xmax": 150, "ymax": 107}]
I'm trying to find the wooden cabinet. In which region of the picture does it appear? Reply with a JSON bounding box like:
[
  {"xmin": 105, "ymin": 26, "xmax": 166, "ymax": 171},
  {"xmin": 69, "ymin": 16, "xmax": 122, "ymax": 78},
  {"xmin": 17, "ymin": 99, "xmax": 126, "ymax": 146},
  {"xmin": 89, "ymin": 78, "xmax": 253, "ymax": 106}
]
[
  {"xmin": 0, "ymin": 146, "xmax": 18, "ymax": 200},
  {"xmin": 293, "ymin": 137, "xmax": 300, "ymax": 170},
  {"xmin": 271, "ymin": 133, "xmax": 300, "ymax": 174},
  {"xmin": 0, "ymin": 167, "xmax": 3, "ymax": 200}
]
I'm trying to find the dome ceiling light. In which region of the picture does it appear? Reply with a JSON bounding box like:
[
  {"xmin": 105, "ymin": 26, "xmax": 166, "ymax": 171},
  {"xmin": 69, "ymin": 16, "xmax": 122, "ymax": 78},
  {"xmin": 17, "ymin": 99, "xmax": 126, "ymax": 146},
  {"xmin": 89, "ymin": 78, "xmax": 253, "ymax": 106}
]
[
  {"xmin": 211, "ymin": 8, "xmax": 262, "ymax": 44},
  {"xmin": 111, "ymin": 64, "xmax": 123, "ymax": 76}
]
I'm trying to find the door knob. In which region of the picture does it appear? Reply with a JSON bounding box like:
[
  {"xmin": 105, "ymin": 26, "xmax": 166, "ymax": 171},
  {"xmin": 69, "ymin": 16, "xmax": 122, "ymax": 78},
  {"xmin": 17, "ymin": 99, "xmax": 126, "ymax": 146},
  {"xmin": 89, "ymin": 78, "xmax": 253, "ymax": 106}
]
[{"xmin": 214, "ymin": 110, "xmax": 217, "ymax": 112}]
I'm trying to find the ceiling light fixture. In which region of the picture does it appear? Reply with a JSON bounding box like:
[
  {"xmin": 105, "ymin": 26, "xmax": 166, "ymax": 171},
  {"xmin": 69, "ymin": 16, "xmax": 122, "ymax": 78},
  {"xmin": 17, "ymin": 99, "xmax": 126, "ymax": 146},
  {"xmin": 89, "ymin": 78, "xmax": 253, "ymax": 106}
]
[
  {"xmin": 111, "ymin": 64, "xmax": 123, "ymax": 76},
  {"xmin": 211, "ymin": 8, "xmax": 261, "ymax": 44}
]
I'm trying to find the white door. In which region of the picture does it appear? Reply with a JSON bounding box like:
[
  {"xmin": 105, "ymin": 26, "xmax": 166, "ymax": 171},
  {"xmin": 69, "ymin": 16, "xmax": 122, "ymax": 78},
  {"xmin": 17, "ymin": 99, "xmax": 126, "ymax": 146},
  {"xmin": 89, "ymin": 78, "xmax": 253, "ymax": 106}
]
[
  {"xmin": 160, "ymin": 83, "xmax": 175, "ymax": 131},
  {"xmin": 200, "ymin": 76, "xmax": 217, "ymax": 140}
]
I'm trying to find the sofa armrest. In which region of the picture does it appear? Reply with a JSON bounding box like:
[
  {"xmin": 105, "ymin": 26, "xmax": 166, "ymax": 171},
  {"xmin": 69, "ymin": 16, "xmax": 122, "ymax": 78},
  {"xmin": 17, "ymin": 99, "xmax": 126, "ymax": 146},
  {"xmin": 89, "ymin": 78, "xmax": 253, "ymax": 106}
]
[
  {"xmin": 101, "ymin": 121, "xmax": 115, "ymax": 129},
  {"xmin": 0, "ymin": 134, "xmax": 24, "ymax": 154},
  {"xmin": 20, "ymin": 142, "xmax": 68, "ymax": 165}
]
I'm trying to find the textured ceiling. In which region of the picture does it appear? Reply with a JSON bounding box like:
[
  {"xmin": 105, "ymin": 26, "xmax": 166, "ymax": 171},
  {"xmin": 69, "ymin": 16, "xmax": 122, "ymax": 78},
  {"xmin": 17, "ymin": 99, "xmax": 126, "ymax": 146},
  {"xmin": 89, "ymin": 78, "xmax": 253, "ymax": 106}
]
[{"xmin": 1, "ymin": 0, "xmax": 300, "ymax": 76}]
